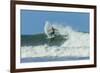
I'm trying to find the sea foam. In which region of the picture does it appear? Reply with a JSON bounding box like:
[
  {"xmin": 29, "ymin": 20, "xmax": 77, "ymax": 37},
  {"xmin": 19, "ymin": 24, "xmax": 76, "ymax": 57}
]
[{"xmin": 21, "ymin": 22, "xmax": 90, "ymax": 58}]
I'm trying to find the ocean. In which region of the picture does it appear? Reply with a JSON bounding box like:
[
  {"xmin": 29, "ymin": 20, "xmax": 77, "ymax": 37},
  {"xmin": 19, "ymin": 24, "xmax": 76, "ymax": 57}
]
[
  {"xmin": 21, "ymin": 34, "xmax": 89, "ymax": 63},
  {"xmin": 21, "ymin": 24, "xmax": 90, "ymax": 63}
]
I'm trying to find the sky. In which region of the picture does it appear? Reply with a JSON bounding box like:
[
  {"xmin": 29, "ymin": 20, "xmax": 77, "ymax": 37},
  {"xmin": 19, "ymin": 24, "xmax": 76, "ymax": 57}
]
[{"xmin": 21, "ymin": 9, "xmax": 89, "ymax": 35}]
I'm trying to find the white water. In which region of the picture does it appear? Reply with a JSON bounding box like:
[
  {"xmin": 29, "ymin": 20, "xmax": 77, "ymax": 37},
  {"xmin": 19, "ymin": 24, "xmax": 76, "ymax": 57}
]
[{"xmin": 21, "ymin": 22, "xmax": 90, "ymax": 58}]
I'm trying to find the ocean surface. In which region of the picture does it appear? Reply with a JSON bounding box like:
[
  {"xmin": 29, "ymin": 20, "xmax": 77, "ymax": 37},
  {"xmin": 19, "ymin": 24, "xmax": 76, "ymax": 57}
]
[
  {"xmin": 21, "ymin": 33, "xmax": 89, "ymax": 63},
  {"xmin": 21, "ymin": 56, "xmax": 89, "ymax": 63},
  {"xmin": 21, "ymin": 34, "xmax": 66, "ymax": 46},
  {"xmin": 21, "ymin": 24, "xmax": 90, "ymax": 63}
]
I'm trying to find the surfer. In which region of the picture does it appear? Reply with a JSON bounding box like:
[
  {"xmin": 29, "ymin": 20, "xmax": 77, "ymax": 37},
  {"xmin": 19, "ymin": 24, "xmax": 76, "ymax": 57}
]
[
  {"xmin": 49, "ymin": 27, "xmax": 57, "ymax": 37},
  {"xmin": 44, "ymin": 21, "xmax": 59, "ymax": 41},
  {"xmin": 44, "ymin": 21, "xmax": 67, "ymax": 46},
  {"xmin": 47, "ymin": 26, "xmax": 59, "ymax": 44}
]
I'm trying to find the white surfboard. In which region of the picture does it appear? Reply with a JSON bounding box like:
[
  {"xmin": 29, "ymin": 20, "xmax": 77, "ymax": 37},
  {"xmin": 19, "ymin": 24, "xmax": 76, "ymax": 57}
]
[{"xmin": 44, "ymin": 21, "xmax": 57, "ymax": 39}]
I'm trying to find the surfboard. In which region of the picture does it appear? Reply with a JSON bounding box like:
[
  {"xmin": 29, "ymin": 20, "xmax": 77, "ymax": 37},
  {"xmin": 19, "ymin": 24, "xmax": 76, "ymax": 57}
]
[{"xmin": 44, "ymin": 21, "xmax": 58, "ymax": 39}]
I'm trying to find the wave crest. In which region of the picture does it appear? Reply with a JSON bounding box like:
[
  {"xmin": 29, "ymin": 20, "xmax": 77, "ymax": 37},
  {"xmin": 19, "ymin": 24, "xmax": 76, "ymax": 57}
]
[{"xmin": 21, "ymin": 21, "xmax": 90, "ymax": 59}]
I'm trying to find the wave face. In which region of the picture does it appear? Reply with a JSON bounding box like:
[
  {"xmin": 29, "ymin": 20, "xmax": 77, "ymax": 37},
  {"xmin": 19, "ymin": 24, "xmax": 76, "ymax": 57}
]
[{"xmin": 21, "ymin": 22, "xmax": 90, "ymax": 62}]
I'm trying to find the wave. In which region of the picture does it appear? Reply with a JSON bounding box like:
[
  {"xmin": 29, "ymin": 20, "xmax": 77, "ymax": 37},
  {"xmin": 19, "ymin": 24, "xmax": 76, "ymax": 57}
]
[{"xmin": 21, "ymin": 22, "xmax": 90, "ymax": 60}]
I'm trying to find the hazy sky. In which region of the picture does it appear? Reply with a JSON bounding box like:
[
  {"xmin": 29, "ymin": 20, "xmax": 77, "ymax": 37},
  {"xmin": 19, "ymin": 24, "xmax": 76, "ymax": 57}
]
[{"xmin": 21, "ymin": 10, "xmax": 89, "ymax": 35}]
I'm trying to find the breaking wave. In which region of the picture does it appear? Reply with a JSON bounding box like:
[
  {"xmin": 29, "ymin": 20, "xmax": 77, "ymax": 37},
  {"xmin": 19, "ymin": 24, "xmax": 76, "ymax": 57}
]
[{"xmin": 21, "ymin": 22, "xmax": 90, "ymax": 60}]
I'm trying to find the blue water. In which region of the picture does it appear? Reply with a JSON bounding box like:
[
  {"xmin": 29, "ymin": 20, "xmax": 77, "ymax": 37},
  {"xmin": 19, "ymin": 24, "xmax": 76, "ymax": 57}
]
[{"xmin": 21, "ymin": 57, "xmax": 89, "ymax": 63}]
